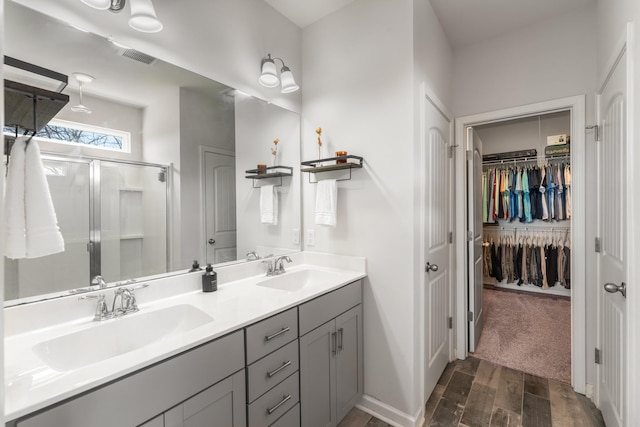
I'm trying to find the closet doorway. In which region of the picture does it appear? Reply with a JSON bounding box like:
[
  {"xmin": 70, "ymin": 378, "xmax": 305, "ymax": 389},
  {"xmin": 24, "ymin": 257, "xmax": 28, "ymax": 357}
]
[{"xmin": 454, "ymin": 96, "xmax": 587, "ymax": 394}]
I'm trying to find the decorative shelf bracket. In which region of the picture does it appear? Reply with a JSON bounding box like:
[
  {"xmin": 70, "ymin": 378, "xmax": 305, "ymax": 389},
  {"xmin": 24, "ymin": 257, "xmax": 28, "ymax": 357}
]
[
  {"xmin": 300, "ymin": 155, "xmax": 363, "ymax": 184},
  {"xmin": 245, "ymin": 166, "xmax": 293, "ymax": 188}
]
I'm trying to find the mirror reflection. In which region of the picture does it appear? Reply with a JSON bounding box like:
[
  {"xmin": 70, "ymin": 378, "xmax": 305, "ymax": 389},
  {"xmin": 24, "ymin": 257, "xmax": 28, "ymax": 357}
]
[{"xmin": 3, "ymin": 1, "xmax": 301, "ymax": 304}]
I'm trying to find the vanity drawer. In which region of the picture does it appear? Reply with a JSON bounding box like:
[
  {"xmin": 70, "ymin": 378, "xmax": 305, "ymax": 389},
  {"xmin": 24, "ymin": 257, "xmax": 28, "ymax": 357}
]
[
  {"xmin": 246, "ymin": 308, "xmax": 298, "ymax": 364},
  {"xmin": 270, "ymin": 403, "xmax": 300, "ymax": 427},
  {"xmin": 299, "ymin": 280, "xmax": 361, "ymax": 336},
  {"xmin": 248, "ymin": 372, "xmax": 299, "ymax": 427},
  {"xmin": 247, "ymin": 339, "xmax": 299, "ymax": 403}
]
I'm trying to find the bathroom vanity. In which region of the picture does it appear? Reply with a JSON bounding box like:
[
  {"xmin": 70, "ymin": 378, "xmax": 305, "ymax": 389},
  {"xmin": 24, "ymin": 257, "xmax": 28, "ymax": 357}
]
[{"xmin": 4, "ymin": 253, "xmax": 365, "ymax": 427}]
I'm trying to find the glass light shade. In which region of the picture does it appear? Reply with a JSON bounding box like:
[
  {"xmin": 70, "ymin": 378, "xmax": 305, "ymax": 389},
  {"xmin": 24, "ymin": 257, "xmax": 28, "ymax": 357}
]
[
  {"xmin": 128, "ymin": 0, "xmax": 163, "ymax": 33},
  {"xmin": 80, "ymin": 0, "xmax": 111, "ymax": 10},
  {"xmin": 279, "ymin": 67, "xmax": 299, "ymax": 93},
  {"xmin": 259, "ymin": 58, "xmax": 279, "ymax": 88}
]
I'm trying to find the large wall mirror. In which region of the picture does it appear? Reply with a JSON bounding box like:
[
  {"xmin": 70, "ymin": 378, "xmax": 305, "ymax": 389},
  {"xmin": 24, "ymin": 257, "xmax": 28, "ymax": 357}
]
[{"xmin": 3, "ymin": 1, "xmax": 301, "ymax": 305}]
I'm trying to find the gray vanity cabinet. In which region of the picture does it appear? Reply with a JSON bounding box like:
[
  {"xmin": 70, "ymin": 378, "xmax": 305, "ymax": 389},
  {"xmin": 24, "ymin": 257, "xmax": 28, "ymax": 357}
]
[
  {"xmin": 299, "ymin": 281, "xmax": 363, "ymax": 427},
  {"xmin": 11, "ymin": 331, "xmax": 246, "ymax": 427}
]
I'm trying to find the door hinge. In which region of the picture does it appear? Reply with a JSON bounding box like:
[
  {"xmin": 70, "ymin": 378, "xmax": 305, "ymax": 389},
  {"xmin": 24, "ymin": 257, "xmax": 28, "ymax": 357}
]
[
  {"xmin": 466, "ymin": 150, "xmax": 472, "ymax": 160},
  {"xmin": 595, "ymin": 237, "xmax": 601, "ymax": 253},
  {"xmin": 448, "ymin": 317, "xmax": 453, "ymax": 329},
  {"xmin": 586, "ymin": 124, "xmax": 599, "ymax": 142},
  {"xmin": 467, "ymin": 230, "xmax": 473, "ymax": 241},
  {"xmin": 449, "ymin": 144, "xmax": 459, "ymax": 158},
  {"xmin": 595, "ymin": 348, "xmax": 601, "ymax": 364},
  {"xmin": 467, "ymin": 311, "xmax": 474, "ymax": 322},
  {"xmin": 448, "ymin": 231, "xmax": 453, "ymax": 244}
]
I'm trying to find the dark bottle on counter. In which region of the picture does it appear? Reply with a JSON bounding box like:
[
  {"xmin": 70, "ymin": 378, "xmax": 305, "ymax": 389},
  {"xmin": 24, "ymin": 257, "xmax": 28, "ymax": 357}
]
[
  {"xmin": 189, "ymin": 260, "xmax": 202, "ymax": 272},
  {"xmin": 202, "ymin": 264, "xmax": 217, "ymax": 292}
]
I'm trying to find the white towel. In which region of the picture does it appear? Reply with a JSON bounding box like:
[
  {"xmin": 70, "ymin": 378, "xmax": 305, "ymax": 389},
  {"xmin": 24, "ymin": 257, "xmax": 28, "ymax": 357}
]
[
  {"xmin": 4, "ymin": 137, "xmax": 28, "ymax": 258},
  {"xmin": 315, "ymin": 179, "xmax": 337, "ymax": 227},
  {"xmin": 24, "ymin": 139, "xmax": 65, "ymax": 258},
  {"xmin": 260, "ymin": 185, "xmax": 278, "ymax": 225},
  {"xmin": 4, "ymin": 137, "xmax": 65, "ymax": 259}
]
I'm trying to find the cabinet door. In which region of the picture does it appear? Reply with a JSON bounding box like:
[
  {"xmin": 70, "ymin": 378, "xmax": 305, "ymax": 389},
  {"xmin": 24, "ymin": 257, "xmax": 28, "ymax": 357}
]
[
  {"xmin": 299, "ymin": 321, "xmax": 336, "ymax": 427},
  {"xmin": 335, "ymin": 305, "xmax": 363, "ymax": 422},
  {"xmin": 164, "ymin": 370, "xmax": 246, "ymax": 427}
]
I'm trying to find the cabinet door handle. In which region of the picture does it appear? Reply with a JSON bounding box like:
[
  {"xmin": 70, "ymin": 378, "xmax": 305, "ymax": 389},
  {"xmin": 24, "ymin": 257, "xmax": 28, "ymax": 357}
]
[
  {"xmin": 338, "ymin": 327, "xmax": 344, "ymax": 352},
  {"xmin": 265, "ymin": 326, "xmax": 290, "ymax": 342},
  {"xmin": 267, "ymin": 360, "xmax": 292, "ymax": 378},
  {"xmin": 267, "ymin": 394, "xmax": 292, "ymax": 415},
  {"xmin": 331, "ymin": 331, "xmax": 337, "ymax": 355}
]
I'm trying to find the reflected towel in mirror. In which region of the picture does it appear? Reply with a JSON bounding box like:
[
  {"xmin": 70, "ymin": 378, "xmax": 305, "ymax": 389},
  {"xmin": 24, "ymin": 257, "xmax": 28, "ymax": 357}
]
[
  {"xmin": 315, "ymin": 179, "xmax": 337, "ymax": 227},
  {"xmin": 260, "ymin": 184, "xmax": 279, "ymax": 225},
  {"xmin": 4, "ymin": 137, "xmax": 65, "ymax": 259}
]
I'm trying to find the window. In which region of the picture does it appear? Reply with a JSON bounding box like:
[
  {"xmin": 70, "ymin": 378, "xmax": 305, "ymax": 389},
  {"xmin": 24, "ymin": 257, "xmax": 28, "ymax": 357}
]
[{"xmin": 4, "ymin": 118, "xmax": 131, "ymax": 153}]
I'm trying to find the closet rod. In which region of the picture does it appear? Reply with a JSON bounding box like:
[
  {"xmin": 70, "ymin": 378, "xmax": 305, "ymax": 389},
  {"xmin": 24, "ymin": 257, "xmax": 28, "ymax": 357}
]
[{"xmin": 482, "ymin": 153, "xmax": 570, "ymax": 167}]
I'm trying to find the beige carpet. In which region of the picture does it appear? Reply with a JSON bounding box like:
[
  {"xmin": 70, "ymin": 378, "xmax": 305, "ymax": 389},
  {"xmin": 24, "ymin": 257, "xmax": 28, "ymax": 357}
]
[{"xmin": 471, "ymin": 287, "xmax": 572, "ymax": 383}]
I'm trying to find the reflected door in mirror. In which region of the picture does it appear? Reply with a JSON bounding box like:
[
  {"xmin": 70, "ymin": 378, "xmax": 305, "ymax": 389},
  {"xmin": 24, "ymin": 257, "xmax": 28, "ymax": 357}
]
[{"xmin": 205, "ymin": 151, "xmax": 237, "ymax": 264}]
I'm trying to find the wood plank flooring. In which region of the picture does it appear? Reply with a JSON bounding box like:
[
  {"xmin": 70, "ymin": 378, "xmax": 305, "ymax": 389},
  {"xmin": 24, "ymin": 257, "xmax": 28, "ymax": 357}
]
[{"xmin": 338, "ymin": 357, "xmax": 605, "ymax": 427}]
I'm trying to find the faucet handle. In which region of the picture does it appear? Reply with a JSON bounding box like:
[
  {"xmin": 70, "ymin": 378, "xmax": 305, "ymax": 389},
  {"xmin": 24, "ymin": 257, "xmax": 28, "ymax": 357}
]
[
  {"xmin": 262, "ymin": 259, "xmax": 275, "ymax": 276},
  {"xmin": 79, "ymin": 294, "xmax": 111, "ymax": 321}
]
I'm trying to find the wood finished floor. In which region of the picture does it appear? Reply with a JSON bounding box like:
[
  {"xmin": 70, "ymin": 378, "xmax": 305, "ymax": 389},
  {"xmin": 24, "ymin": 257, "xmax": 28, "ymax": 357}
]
[{"xmin": 338, "ymin": 357, "xmax": 605, "ymax": 427}]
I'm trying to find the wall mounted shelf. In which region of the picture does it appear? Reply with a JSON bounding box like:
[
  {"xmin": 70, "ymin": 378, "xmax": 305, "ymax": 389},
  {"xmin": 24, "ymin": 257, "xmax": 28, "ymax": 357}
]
[
  {"xmin": 245, "ymin": 165, "xmax": 293, "ymax": 187},
  {"xmin": 301, "ymin": 155, "xmax": 363, "ymax": 183}
]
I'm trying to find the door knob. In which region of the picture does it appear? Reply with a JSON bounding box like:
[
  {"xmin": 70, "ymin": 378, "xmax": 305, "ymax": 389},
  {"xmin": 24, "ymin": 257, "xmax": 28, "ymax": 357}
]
[
  {"xmin": 208, "ymin": 238, "xmax": 216, "ymax": 245},
  {"xmin": 604, "ymin": 282, "xmax": 626, "ymax": 298},
  {"xmin": 425, "ymin": 262, "xmax": 439, "ymax": 272}
]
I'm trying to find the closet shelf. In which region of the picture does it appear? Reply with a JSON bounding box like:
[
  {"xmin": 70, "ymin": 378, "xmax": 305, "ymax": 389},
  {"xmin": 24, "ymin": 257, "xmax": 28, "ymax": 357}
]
[
  {"xmin": 245, "ymin": 165, "xmax": 293, "ymax": 188},
  {"xmin": 301, "ymin": 155, "xmax": 363, "ymax": 183}
]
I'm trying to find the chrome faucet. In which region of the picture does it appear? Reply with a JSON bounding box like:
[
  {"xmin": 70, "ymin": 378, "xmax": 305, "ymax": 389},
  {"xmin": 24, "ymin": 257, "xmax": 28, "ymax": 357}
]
[
  {"xmin": 91, "ymin": 275, "xmax": 108, "ymax": 289},
  {"xmin": 274, "ymin": 256, "xmax": 292, "ymax": 275},
  {"xmin": 247, "ymin": 251, "xmax": 260, "ymax": 261},
  {"xmin": 79, "ymin": 285, "xmax": 146, "ymax": 321}
]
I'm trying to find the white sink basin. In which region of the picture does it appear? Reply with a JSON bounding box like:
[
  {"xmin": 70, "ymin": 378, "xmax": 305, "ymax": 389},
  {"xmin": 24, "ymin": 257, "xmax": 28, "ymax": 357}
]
[
  {"xmin": 33, "ymin": 304, "xmax": 213, "ymax": 371},
  {"xmin": 257, "ymin": 268, "xmax": 349, "ymax": 292}
]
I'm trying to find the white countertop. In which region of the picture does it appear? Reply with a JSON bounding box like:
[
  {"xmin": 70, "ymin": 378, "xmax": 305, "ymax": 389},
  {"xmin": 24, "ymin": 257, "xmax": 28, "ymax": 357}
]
[{"xmin": 4, "ymin": 252, "xmax": 366, "ymax": 422}]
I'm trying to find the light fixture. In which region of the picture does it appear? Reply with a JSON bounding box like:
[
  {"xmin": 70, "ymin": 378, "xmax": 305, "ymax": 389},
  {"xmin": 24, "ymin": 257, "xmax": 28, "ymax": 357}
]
[
  {"xmin": 259, "ymin": 54, "xmax": 299, "ymax": 94},
  {"xmin": 70, "ymin": 73, "xmax": 95, "ymax": 114},
  {"xmin": 79, "ymin": 0, "xmax": 163, "ymax": 33},
  {"xmin": 128, "ymin": 0, "xmax": 163, "ymax": 33}
]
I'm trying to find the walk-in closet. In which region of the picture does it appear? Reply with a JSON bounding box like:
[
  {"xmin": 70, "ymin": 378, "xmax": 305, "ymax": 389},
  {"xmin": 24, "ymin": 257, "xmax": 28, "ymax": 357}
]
[{"xmin": 471, "ymin": 111, "xmax": 573, "ymax": 384}]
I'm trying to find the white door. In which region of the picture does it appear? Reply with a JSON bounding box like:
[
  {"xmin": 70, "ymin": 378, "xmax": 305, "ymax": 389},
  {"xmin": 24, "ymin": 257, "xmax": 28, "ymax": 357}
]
[
  {"xmin": 204, "ymin": 151, "xmax": 237, "ymax": 264},
  {"xmin": 466, "ymin": 127, "xmax": 484, "ymax": 352},
  {"xmin": 423, "ymin": 93, "xmax": 452, "ymax": 399},
  {"xmin": 596, "ymin": 27, "xmax": 630, "ymax": 427}
]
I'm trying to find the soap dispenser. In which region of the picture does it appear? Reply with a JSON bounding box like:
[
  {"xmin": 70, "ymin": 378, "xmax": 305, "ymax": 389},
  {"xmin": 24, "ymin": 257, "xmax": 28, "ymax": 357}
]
[
  {"xmin": 202, "ymin": 264, "xmax": 217, "ymax": 292},
  {"xmin": 189, "ymin": 260, "xmax": 202, "ymax": 272}
]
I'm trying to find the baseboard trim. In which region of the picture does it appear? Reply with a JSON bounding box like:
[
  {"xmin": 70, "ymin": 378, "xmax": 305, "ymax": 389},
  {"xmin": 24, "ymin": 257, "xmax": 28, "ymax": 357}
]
[{"xmin": 357, "ymin": 394, "xmax": 424, "ymax": 427}]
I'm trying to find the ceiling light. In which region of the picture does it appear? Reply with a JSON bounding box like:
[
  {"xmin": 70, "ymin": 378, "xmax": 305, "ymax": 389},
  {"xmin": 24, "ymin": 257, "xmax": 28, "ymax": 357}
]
[
  {"xmin": 128, "ymin": 0, "xmax": 163, "ymax": 33},
  {"xmin": 79, "ymin": 0, "xmax": 163, "ymax": 33},
  {"xmin": 258, "ymin": 53, "xmax": 299, "ymax": 94},
  {"xmin": 70, "ymin": 73, "xmax": 95, "ymax": 114}
]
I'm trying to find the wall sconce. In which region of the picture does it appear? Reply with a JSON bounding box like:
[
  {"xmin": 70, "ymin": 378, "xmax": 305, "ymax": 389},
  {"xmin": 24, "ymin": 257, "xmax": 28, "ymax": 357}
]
[
  {"xmin": 79, "ymin": 0, "xmax": 163, "ymax": 33},
  {"xmin": 259, "ymin": 54, "xmax": 299, "ymax": 94}
]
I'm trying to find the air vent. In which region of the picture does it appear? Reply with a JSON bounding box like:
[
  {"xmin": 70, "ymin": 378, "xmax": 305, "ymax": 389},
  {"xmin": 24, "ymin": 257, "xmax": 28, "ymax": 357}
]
[{"xmin": 120, "ymin": 49, "xmax": 157, "ymax": 65}]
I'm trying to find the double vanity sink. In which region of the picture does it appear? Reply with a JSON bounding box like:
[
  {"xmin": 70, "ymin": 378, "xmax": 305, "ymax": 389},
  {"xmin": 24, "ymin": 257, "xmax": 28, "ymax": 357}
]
[{"xmin": 4, "ymin": 253, "xmax": 366, "ymax": 424}]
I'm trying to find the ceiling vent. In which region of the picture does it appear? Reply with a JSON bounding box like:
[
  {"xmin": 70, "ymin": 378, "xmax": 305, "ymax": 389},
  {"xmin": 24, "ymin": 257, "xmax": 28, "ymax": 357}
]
[{"xmin": 119, "ymin": 48, "xmax": 157, "ymax": 65}]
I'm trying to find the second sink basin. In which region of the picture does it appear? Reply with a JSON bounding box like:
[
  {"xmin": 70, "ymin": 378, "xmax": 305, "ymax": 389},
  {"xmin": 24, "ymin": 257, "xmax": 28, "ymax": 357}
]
[
  {"xmin": 257, "ymin": 268, "xmax": 351, "ymax": 292},
  {"xmin": 33, "ymin": 304, "xmax": 213, "ymax": 372}
]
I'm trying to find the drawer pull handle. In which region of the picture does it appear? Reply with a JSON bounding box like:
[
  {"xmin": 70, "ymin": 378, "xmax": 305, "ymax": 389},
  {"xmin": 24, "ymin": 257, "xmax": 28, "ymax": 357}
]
[
  {"xmin": 265, "ymin": 327, "xmax": 290, "ymax": 342},
  {"xmin": 267, "ymin": 394, "xmax": 292, "ymax": 415},
  {"xmin": 267, "ymin": 360, "xmax": 292, "ymax": 378}
]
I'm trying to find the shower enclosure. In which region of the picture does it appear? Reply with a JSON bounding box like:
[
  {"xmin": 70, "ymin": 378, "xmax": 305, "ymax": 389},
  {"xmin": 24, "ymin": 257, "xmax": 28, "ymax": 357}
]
[{"xmin": 4, "ymin": 154, "xmax": 170, "ymax": 300}]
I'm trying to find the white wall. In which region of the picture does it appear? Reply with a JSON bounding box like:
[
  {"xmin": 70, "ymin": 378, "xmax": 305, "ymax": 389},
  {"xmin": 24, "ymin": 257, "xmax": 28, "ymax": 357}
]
[
  {"xmin": 302, "ymin": 0, "xmax": 452, "ymax": 422},
  {"xmin": 235, "ymin": 95, "xmax": 301, "ymax": 258},
  {"xmin": 452, "ymin": 4, "xmax": 597, "ymax": 118},
  {"xmin": 451, "ymin": 2, "xmax": 599, "ymax": 392},
  {"xmin": 596, "ymin": 0, "xmax": 640, "ymax": 424}
]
